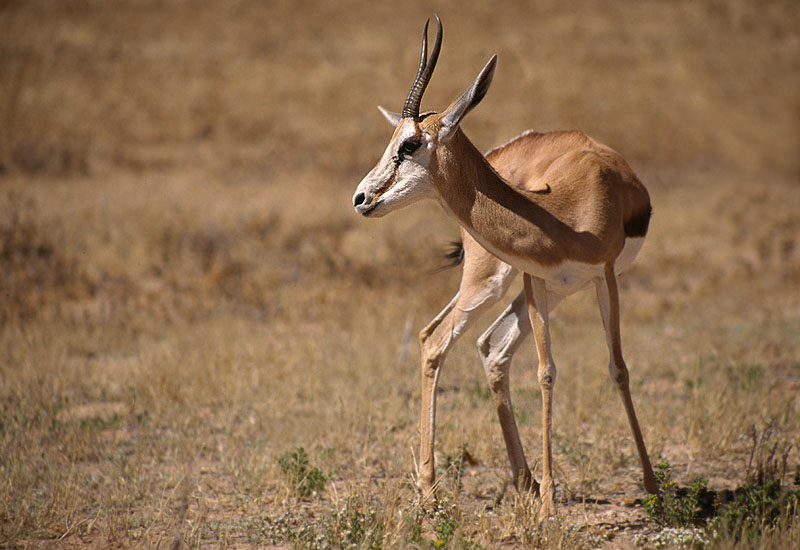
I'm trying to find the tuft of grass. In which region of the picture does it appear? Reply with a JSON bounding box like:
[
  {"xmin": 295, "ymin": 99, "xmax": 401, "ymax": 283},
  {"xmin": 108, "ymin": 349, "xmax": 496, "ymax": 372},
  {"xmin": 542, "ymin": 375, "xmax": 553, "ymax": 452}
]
[
  {"xmin": 706, "ymin": 422, "xmax": 800, "ymax": 545},
  {"xmin": 424, "ymin": 498, "xmax": 486, "ymax": 550},
  {"xmin": 633, "ymin": 527, "xmax": 710, "ymax": 549},
  {"xmin": 713, "ymin": 480, "xmax": 800, "ymax": 546},
  {"xmin": 277, "ymin": 447, "xmax": 329, "ymax": 498},
  {"xmin": 744, "ymin": 422, "xmax": 793, "ymax": 487},
  {"xmin": 261, "ymin": 492, "xmax": 485, "ymax": 550},
  {"xmin": 440, "ymin": 444, "xmax": 477, "ymax": 494}
]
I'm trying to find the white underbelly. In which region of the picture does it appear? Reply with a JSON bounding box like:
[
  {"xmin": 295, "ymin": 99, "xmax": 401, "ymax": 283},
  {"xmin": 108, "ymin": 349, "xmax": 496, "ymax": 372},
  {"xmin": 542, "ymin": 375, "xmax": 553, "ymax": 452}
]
[{"xmin": 473, "ymin": 233, "xmax": 645, "ymax": 297}]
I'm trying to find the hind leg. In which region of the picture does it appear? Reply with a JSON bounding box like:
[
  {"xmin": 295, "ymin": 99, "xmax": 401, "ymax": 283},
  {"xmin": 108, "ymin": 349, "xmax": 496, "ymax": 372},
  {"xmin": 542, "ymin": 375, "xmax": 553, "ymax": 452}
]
[{"xmin": 595, "ymin": 262, "xmax": 657, "ymax": 494}]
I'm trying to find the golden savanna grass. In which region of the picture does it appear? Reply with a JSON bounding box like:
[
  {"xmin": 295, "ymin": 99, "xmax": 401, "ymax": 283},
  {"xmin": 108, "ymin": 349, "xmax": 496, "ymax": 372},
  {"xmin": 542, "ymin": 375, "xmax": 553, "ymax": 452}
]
[{"xmin": 1, "ymin": 0, "xmax": 799, "ymax": 548}]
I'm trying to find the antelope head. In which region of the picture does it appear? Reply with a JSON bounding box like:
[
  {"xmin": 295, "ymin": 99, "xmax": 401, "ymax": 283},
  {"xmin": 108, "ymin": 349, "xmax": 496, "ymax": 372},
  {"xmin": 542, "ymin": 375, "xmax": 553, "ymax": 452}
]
[{"xmin": 353, "ymin": 15, "xmax": 497, "ymax": 217}]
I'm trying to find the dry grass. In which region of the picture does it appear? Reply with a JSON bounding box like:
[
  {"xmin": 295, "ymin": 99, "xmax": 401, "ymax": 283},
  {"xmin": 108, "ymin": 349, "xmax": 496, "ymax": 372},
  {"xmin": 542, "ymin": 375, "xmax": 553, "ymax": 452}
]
[{"xmin": 1, "ymin": 0, "xmax": 799, "ymax": 548}]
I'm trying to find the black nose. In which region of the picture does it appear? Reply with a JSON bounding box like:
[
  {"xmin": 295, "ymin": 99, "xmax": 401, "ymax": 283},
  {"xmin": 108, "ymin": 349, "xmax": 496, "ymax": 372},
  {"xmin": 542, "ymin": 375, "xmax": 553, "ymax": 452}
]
[{"xmin": 353, "ymin": 192, "xmax": 366, "ymax": 207}]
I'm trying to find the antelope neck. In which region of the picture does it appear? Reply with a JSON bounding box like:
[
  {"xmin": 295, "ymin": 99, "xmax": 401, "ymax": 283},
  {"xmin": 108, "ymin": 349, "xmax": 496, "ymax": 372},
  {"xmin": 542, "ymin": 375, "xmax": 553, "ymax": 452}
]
[{"xmin": 433, "ymin": 130, "xmax": 558, "ymax": 265}]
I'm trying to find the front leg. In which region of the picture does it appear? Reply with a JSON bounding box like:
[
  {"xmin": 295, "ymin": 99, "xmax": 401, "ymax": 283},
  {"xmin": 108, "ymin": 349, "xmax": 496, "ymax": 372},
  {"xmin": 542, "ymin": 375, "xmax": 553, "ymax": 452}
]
[
  {"xmin": 416, "ymin": 294, "xmax": 456, "ymax": 496},
  {"xmin": 418, "ymin": 254, "xmax": 516, "ymax": 497},
  {"xmin": 477, "ymin": 289, "xmax": 564, "ymax": 495},
  {"xmin": 418, "ymin": 292, "xmax": 505, "ymax": 497}
]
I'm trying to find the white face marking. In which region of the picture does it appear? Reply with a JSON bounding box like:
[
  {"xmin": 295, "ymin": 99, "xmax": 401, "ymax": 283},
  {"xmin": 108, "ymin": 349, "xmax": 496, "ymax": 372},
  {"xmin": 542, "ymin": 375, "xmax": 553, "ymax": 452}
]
[{"xmin": 353, "ymin": 119, "xmax": 437, "ymax": 217}]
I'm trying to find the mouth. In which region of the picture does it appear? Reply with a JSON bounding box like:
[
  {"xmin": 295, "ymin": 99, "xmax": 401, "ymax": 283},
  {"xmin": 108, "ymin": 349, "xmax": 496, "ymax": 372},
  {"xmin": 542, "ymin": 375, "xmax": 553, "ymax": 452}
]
[{"xmin": 356, "ymin": 199, "xmax": 381, "ymax": 217}]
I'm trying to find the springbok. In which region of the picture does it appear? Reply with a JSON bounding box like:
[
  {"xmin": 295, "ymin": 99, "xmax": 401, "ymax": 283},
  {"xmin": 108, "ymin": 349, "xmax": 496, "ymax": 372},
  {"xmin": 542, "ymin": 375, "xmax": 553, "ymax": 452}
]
[{"xmin": 352, "ymin": 15, "xmax": 657, "ymax": 514}]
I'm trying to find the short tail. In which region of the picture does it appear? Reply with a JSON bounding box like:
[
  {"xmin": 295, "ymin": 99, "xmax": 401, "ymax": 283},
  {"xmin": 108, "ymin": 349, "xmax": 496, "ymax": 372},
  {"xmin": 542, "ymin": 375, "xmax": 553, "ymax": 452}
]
[
  {"xmin": 624, "ymin": 203, "xmax": 652, "ymax": 238},
  {"xmin": 431, "ymin": 240, "xmax": 464, "ymax": 273},
  {"xmin": 444, "ymin": 240, "xmax": 465, "ymax": 266}
]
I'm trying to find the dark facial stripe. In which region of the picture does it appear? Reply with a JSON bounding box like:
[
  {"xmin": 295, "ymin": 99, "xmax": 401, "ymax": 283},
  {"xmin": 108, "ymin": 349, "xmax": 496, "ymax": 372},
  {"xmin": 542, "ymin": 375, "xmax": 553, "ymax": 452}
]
[
  {"xmin": 372, "ymin": 164, "xmax": 399, "ymax": 201},
  {"xmin": 374, "ymin": 127, "xmax": 424, "ymax": 201}
]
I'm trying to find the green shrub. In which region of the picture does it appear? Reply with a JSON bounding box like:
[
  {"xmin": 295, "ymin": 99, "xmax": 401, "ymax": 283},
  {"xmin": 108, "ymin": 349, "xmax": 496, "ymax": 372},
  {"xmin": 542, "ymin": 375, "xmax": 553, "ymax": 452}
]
[
  {"xmin": 278, "ymin": 447, "xmax": 328, "ymax": 498},
  {"xmin": 330, "ymin": 496, "xmax": 384, "ymax": 550},
  {"xmin": 643, "ymin": 459, "xmax": 800, "ymax": 547},
  {"xmin": 644, "ymin": 462, "xmax": 711, "ymax": 528}
]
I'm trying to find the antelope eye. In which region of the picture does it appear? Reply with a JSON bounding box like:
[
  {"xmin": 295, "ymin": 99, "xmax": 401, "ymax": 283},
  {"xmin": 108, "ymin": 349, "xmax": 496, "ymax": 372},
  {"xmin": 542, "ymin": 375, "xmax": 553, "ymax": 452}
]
[{"xmin": 399, "ymin": 139, "xmax": 421, "ymax": 156}]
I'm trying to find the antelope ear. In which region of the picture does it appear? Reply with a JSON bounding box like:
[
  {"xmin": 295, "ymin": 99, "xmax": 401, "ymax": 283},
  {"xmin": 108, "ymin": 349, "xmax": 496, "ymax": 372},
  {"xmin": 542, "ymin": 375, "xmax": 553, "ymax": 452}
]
[
  {"xmin": 439, "ymin": 55, "xmax": 497, "ymax": 139},
  {"xmin": 377, "ymin": 105, "xmax": 401, "ymax": 127}
]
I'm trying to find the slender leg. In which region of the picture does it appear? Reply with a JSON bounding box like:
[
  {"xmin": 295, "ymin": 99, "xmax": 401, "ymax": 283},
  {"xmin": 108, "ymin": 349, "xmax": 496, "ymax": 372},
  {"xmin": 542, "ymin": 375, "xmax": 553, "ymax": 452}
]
[
  {"xmin": 418, "ymin": 294, "xmax": 457, "ymax": 496},
  {"xmin": 477, "ymin": 290, "xmax": 564, "ymax": 493},
  {"xmin": 523, "ymin": 274, "xmax": 557, "ymax": 516},
  {"xmin": 595, "ymin": 262, "xmax": 658, "ymax": 494},
  {"xmin": 418, "ymin": 250, "xmax": 516, "ymax": 497}
]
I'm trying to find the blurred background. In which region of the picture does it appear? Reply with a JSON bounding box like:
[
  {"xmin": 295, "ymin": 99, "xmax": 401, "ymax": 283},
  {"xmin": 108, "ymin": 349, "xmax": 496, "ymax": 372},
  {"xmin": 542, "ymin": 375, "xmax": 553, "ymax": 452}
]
[
  {"xmin": 1, "ymin": 0, "xmax": 798, "ymax": 547},
  {"xmin": 2, "ymin": 0, "xmax": 798, "ymax": 323}
]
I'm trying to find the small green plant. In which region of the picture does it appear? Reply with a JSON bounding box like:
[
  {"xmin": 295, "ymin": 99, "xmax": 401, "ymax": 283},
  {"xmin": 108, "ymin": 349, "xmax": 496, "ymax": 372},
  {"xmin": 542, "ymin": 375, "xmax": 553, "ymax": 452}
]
[
  {"xmin": 277, "ymin": 446, "xmax": 328, "ymax": 497},
  {"xmin": 644, "ymin": 462, "xmax": 710, "ymax": 528},
  {"xmin": 331, "ymin": 496, "xmax": 384, "ymax": 549},
  {"xmin": 633, "ymin": 527, "xmax": 709, "ymax": 549},
  {"xmin": 404, "ymin": 503, "xmax": 426, "ymax": 546},
  {"xmin": 262, "ymin": 495, "xmax": 385, "ymax": 549},
  {"xmin": 431, "ymin": 499, "xmax": 459, "ymax": 548},
  {"xmin": 401, "ymin": 498, "xmax": 483, "ymax": 550}
]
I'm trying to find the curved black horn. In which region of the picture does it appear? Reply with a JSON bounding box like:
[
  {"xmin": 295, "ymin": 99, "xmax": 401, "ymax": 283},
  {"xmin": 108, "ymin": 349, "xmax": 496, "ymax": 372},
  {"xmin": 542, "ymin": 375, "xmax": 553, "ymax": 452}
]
[
  {"xmin": 402, "ymin": 14, "xmax": 442, "ymax": 119},
  {"xmin": 403, "ymin": 19, "xmax": 429, "ymax": 114}
]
